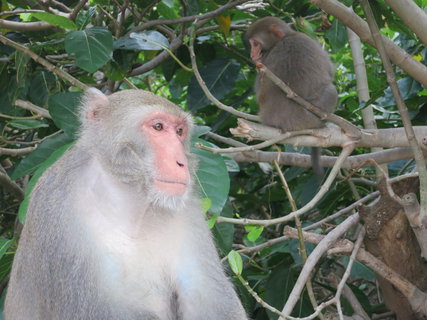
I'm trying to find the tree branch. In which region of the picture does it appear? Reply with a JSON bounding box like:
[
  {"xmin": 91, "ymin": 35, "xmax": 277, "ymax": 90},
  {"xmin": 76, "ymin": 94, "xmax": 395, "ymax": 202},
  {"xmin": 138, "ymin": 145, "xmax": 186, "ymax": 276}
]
[
  {"xmin": 361, "ymin": 0, "xmax": 427, "ymax": 226},
  {"xmin": 0, "ymin": 20, "xmax": 52, "ymax": 31},
  {"xmin": 0, "ymin": 34, "xmax": 88, "ymax": 90},
  {"xmin": 384, "ymin": 0, "xmax": 427, "ymax": 47},
  {"xmin": 311, "ymin": 0, "xmax": 427, "ymax": 88}
]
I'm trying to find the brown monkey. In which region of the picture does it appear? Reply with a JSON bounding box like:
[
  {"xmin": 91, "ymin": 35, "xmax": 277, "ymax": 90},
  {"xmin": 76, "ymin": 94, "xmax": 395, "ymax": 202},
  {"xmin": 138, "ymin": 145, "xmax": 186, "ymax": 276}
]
[
  {"xmin": 5, "ymin": 89, "xmax": 247, "ymax": 320},
  {"xmin": 246, "ymin": 16, "xmax": 337, "ymax": 177}
]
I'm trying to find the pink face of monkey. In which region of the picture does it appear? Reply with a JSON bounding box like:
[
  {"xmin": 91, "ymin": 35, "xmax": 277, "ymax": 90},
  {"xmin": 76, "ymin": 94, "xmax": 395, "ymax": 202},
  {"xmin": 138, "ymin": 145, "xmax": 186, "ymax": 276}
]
[{"xmin": 141, "ymin": 111, "xmax": 190, "ymax": 196}]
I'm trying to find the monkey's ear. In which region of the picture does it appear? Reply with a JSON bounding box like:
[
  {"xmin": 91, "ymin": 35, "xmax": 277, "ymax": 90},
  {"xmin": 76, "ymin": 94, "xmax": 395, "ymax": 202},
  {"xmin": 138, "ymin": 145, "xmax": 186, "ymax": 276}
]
[
  {"xmin": 81, "ymin": 88, "xmax": 110, "ymax": 121},
  {"xmin": 269, "ymin": 25, "xmax": 285, "ymax": 39}
]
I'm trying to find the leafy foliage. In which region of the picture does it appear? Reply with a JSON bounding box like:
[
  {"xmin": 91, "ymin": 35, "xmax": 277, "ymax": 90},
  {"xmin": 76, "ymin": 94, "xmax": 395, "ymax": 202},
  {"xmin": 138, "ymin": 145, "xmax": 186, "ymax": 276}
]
[{"xmin": 1, "ymin": 0, "xmax": 427, "ymax": 318}]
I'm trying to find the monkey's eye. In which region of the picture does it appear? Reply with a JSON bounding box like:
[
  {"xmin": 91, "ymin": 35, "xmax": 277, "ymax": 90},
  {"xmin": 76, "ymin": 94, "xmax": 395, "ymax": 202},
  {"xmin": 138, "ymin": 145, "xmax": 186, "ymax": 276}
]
[
  {"xmin": 176, "ymin": 128, "xmax": 183, "ymax": 136},
  {"xmin": 153, "ymin": 123, "xmax": 163, "ymax": 131}
]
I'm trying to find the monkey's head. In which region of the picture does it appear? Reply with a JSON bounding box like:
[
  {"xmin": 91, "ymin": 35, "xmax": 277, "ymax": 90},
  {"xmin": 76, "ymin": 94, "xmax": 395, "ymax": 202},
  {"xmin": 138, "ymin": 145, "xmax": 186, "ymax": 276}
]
[
  {"xmin": 78, "ymin": 88, "xmax": 196, "ymax": 209},
  {"xmin": 246, "ymin": 16, "xmax": 293, "ymax": 63}
]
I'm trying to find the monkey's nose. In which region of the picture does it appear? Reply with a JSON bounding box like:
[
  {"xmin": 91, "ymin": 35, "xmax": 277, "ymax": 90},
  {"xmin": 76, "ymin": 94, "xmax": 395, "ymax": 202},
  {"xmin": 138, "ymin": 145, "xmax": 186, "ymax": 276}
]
[{"xmin": 177, "ymin": 161, "xmax": 185, "ymax": 168}]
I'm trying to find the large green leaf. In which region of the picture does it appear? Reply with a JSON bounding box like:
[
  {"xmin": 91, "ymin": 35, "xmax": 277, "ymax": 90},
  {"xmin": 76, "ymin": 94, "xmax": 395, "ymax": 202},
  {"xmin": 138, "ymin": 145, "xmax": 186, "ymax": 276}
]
[
  {"xmin": 8, "ymin": 119, "xmax": 48, "ymax": 130},
  {"xmin": 157, "ymin": 1, "xmax": 178, "ymax": 19},
  {"xmin": 325, "ymin": 19, "xmax": 348, "ymax": 53},
  {"xmin": 64, "ymin": 27, "xmax": 113, "ymax": 72},
  {"xmin": 211, "ymin": 202, "xmax": 235, "ymax": 254},
  {"xmin": 31, "ymin": 12, "xmax": 77, "ymax": 30},
  {"xmin": 192, "ymin": 138, "xmax": 230, "ymax": 215},
  {"xmin": 49, "ymin": 92, "xmax": 82, "ymax": 138},
  {"xmin": 29, "ymin": 71, "xmax": 56, "ymax": 107},
  {"xmin": 187, "ymin": 57, "xmax": 241, "ymax": 111},
  {"xmin": 11, "ymin": 133, "xmax": 74, "ymax": 179},
  {"xmin": 114, "ymin": 31, "xmax": 170, "ymax": 51}
]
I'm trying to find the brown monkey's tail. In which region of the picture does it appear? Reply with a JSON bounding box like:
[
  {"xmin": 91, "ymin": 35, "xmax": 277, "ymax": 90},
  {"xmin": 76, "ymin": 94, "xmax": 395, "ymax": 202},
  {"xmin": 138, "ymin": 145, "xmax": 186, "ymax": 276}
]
[{"xmin": 311, "ymin": 147, "xmax": 324, "ymax": 182}]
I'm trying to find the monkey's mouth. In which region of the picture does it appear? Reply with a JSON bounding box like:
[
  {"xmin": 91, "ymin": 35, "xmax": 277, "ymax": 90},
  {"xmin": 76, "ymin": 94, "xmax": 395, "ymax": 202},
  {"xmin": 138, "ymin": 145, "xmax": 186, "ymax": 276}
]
[
  {"xmin": 156, "ymin": 179, "xmax": 187, "ymax": 186},
  {"xmin": 155, "ymin": 179, "xmax": 187, "ymax": 195}
]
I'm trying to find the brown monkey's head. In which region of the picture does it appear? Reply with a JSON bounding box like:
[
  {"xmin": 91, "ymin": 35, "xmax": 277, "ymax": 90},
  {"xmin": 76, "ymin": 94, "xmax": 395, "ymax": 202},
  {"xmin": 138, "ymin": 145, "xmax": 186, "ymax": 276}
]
[
  {"xmin": 246, "ymin": 16, "xmax": 294, "ymax": 63},
  {"xmin": 78, "ymin": 88, "xmax": 196, "ymax": 209}
]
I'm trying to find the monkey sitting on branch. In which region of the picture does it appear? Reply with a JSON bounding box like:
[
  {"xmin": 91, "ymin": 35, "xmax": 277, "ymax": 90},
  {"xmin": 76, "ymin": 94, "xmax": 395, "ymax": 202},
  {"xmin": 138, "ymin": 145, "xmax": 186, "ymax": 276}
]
[
  {"xmin": 246, "ymin": 16, "xmax": 338, "ymax": 178},
  {"xmin": 5, "ymin": 89, "xmax": 248, "ymax": 320}
]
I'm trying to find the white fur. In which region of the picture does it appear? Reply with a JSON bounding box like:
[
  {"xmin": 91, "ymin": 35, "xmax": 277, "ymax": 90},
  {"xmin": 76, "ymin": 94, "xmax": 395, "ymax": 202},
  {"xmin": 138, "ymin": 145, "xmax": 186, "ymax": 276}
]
[{"xmin": 75, "ymin": 158, "xmax": 203, "ymax": 315}]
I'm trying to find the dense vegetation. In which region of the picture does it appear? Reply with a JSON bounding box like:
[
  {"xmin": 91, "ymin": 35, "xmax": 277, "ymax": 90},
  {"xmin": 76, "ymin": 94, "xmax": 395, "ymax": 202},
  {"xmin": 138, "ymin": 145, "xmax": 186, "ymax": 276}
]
[{"xmin": 1, "ymin": 0, "xmax": 427, "ymax": 318}]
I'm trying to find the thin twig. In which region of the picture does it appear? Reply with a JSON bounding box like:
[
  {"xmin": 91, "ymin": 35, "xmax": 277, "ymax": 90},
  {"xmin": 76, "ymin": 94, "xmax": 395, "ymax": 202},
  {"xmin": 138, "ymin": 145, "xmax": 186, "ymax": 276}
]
[
  {"xmin": 0, "ymin": 166, "xmax": 24, "ymax": 200},
  {"xmin": 196, "ymin": 130, "xmax": 313, "ymax": 154},
  {"xmin": 335, "ymin": 228, "xmax": 366, "ymax": 318},
  {"xmin": 280, "ymin": 213, "xmax": 361, "ymax": 318},
  {"xmin": 14, "ymin": 100, "xmax": 51, "ymax": 119},
  {"xmin": 188, "ymin": 27, "xmax": 259, "ymax": 121},
  {"xmin": 127, "ymin": 0, "xmax": 248, "ymax": 35},
  {"xmin": 273, "ymin": 155, "xmax": 326, "ymax": 320},
  {"xmin": 237, "ymin": 275, "xmax": 286, "ymax": 318},
  {"xmin": 216, "ymin": 143, "xmax": 355, "ymax": 226},
  {"xmin": 0, "ymin": 34, "xmax": 88, "ymax": 90}
]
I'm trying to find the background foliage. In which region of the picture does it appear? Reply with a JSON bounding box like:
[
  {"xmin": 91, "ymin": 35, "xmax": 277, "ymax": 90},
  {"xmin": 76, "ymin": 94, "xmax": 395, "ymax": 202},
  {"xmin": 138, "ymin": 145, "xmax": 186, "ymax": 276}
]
[{"xmin": 1, "ymin": 0, "xmax": 427, "ymax": 318}]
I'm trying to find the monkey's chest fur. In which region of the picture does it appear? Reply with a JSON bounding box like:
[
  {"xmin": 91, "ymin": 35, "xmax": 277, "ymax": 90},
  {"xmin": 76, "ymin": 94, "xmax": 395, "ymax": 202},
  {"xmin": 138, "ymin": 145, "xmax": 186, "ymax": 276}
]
[
  {"xmin": 256, "ymin": 34, "xmax": 337, "ymax": 131},
  {"xmin": 78, "ymin": 160, "xmax": 212, "ymax": 319}
]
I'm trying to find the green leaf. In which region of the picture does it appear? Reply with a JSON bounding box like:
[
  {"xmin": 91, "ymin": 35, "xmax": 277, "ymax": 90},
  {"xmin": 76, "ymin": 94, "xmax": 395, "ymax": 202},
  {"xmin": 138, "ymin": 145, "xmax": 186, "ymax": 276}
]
[
  {"xmin": 227, "ymin": 250, "xmax": 243, "ymax": 275},
  {"xmin": 193, "ymin": 125, "xmax": 211, "ymax": 137},
  {"xmin": 15, "ymin": 51, "xmax": 30, "ymax": 85},
  {"xmin": 49, "ymin": 92, "xmax": 82, "ymax": 138},
  {"xmin": 245, "ymin": 225, "xmax": 264, "ymax": 242},
  {"xmin": 76, "ymin": 6, "xmax": 97, "ymax": 30},
  {"xmin": 207, "ymin": 214, "xmax": 219, "ymax": 229},
  {"xmin": 212, "ymin": 203, "xmax": 235, "ymax": 254},
  {"xmin": 325, "ymin": 19, "xmax": 348, "ymax": 52},
  {"xmin": 0, "ymin": 238, "xmax": 12, "ymax": 259},
  {"xmin": 0, "ymin": 254, "xmax": 13, "ymax": 285},
  {"xmin": 31, "ymin": 12, "xmax": 77, "ymax": 30},
  {"xmin": 200, "ymin": 197, "xmax": 212, "ymax": 213},
  {"xmin": 8, "ymin": 119, "xmax": 49, "ymax": 130},
  {"xmin": 114, "ymin": 31, "xmax": 170, "ymax": 51},
  {"xmin": 223, "ymin": 155, "xmax": 240, "ymax": 173},
  {"xmin": 64, "ymin": 27, "xmax": 113, "ymax": 72},
  {"xmin": 11, "ymin": 133, "xmax": 74, "ymax": 179},
  {"xmin": 192, "ymin": 138, "xmax": 230, "ymax": 214},
  {"xmin": 187, "ymin": 57, "xmax": 241, "ymax": 110},
  {"xmin": 29, "ymin": 71, "xmax": 56, "ymax": 108},
  {"xmin": 18, "ymin": 142, "xmax": 73, "ymax": 223},
  {"xmin": 157, "ymin": 1, "xmax": 178, "ymax": 19},
  {"xmin": 105, "ymin": 61, "xmax": 127, "ymax": 81}
]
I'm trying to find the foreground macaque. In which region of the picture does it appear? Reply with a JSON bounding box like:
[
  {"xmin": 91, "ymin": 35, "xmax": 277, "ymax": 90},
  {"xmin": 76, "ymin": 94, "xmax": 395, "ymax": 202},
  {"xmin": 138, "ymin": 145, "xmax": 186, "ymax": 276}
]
[
  {"xmin": 5, "ymin": 89, "xmax": 247, "ymax": 320},
  {"xmin": 246, "ymin": 16, "xmax": 337, "ymax": 177}
]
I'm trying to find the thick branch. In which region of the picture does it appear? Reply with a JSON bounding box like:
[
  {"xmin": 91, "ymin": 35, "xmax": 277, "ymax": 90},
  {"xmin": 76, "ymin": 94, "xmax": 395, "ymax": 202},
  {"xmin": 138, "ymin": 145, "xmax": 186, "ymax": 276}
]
[
  {"xmin": 361, "ymin": 0, "xmax": 427, "ymax": 224},
  {"xmin": 232, "ymin": 119, "xmax": 427, "ymax": 149},
  {"xmin": 285, "ymin": 225, "xmax": 427, "ymax": 316},
  {"xmin": 216, "ymin": 144, "xmax": 355, "ymax": 226},
  {"xmin": 384, "ymin": 0, "xmax": 427, "ymax": 47},
  {"xmin": 311, "ymin": 0, "xmax": 427, "ymax": 88},
  {"xmin": 231, "ymin": 147, "xmax": 424, "ymax": 170},
  {"xmin": 69, "ymin": 0, "xmax": 88, "ymax": 21},
  {"xmin": 0, "ymin": 20, "xmax": 52, "ymax": 31}
]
